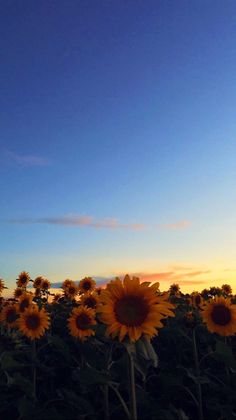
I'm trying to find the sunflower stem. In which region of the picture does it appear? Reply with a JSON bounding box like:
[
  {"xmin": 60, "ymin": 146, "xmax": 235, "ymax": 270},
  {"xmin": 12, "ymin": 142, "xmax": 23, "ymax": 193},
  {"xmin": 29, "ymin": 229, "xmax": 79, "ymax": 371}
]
[
  {"xmin": 104, "ymin": 384, "xmax": 110, "ymax": 420},
  {"xmin": 32, "ymin": 340, "xmax": 37, "ymax": 400},
  {"xmin": 128, "ymin": 350, "xmax": 137, "ymax": 420},
  {"xmin": 192, "ymin": 329, "xmax": 204, "ymax": 420}
]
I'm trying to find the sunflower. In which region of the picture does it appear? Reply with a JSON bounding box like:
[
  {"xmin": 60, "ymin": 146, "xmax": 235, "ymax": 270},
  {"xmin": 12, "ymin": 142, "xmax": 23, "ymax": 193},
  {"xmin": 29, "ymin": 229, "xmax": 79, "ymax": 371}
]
[
  {"xmin": 190, "ymin": 292, "xmax": 203, "ymax": 308},
  {"xmin": 41, "ymin": 279, "xmax": 51, "ymax": 290},
  {"xmin": 62, "ymin": 279, "xmax": 74, "ymax": 290},
  {"xmin": 68, "ymin": 306, "xmax": 96, "ymax": 341},
  {"xmin": 0, "ymin": 279, "xmax": 5, "ymax": 294},
  {"xmin": 18, "ymin": 306, "xmax": 50, "ymax": 340},
  {"xmin": 80, "ymin": 292, "xmax": 99, "ymax": 309},
  {"xmin": 169, "ymin": 283, "xmax": 180, "ymax": 296},
  {"xmin": 33, "ymin": 276, "xmax": 43, "ymax": 288},
  {"xmin": 16, "ymin": 271, "xmax": 30, "ymax": 288},
  {"xmin": 0, "ymin": 304, "xmax": 19, "ymax": 328},
  {"xmin": 52, "ymin": 293, "xmax": 62, "ymax": 304},
  {"xmin": 64, "ymin": 282, "xmax": 78, "ymax": 299},
  {"xmin": 79, "ymin": 277, "xmax": 96, "ymax": 294},
  {"xmin": 201, "ymin": 296, "xmax": 236, "ymax": 336},
  {"xmin": 17, "ymin": 293, "xmax": 33, "ymax": 313},
  {"xmin": 222, "ymin": 284, "xmax": 232, "ymax": 296},
  {"xmin": 14, "ymin": 288, "xmax": 24, "ymax": 299},
  {"xmin": 98, "ymin": 275, "xmax": 175, "ymax": 342}
]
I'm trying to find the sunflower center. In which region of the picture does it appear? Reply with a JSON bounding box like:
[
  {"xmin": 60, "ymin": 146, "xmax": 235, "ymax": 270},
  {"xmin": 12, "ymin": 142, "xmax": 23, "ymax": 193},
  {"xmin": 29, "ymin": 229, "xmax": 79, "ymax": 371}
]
[
  {"xmin": 25, "ymin": 314, "xmax": 41, "ymax": 330},
  {"xmin": 68, "ymin": 287, "xmax": 76, "ymax": 294},
  {"xmin": 82, "ymin": 281, "xmax": 91, "ymax": 291},
  {"xmin": 21, "ymin": 277, "xmax": 27, "ymax": 284},
  {"xmin": 6, "ymin": 309, "xmax": 18, "ymax": 323},
  {"xmin": 211, "ymin": 304, "xmax": 231, "ymax": 326},
  {"xmin": 114, "ymin": 295, "xmax": 149, "ymax": 326},
  {"xmin": 76, "ymin": 313, "xmax": 91, "ymax": 330}
]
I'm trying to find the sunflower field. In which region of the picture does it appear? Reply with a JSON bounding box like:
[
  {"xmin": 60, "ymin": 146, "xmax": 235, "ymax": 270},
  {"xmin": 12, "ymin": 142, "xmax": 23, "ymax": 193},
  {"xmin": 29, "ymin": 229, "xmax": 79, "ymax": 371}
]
[{"xmin": 0, "ymin": 273, "xmax": 236, "ymax": 420}]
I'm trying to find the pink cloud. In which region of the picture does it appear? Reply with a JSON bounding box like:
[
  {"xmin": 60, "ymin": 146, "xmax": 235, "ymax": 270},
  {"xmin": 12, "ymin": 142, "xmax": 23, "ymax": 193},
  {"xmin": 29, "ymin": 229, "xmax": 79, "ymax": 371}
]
[
  {"xmin": 158, "ymin": 220, "xmax": 191, "ymax": 230},
  {"xmin": 8, "ymin": 214, "xmax": 147, "ymax": 231}
]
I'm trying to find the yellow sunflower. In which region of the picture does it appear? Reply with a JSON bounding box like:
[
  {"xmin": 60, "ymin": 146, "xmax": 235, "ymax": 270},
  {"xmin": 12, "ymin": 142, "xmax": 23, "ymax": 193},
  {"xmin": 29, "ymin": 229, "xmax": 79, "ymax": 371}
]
[
  {"xmin": 0, "ymin": 304, "xmax": 19, "ymax": 328},
  {"xmin": 79, "ymin": 277, "xmax": 96, "ymax": 294},
  {"xmin": 68, "ymin": 306, "xmax": 96, "ymax": 341},
  {"xmin": 190, "ymin": 292, "xmax": 203, "ymax": 308},
  {"xmin": 169, "ymin": 283, "xmax": 180, "ymax": 296},
  {"xmin": 52, "ymin": 293, "xmax": 62, "ymax": 304},
  {"xmin": 221, "ymin": 284, "xmax": 232, "ymax": 296},
  {"xmin": 98, "ymin": 275, "xmax": 175, "ymax": 342},
  {"xmin": 33, "ymin": 276, "xmax": 43, "ymax": 288},
  {"xmin": 64, "ymin": 282, "xmax": 78, "ymax": 299},
  {"xmin": 62, "ymin": 279, "xmax": 74, "ymax": 290},
  {"xmin": 0, "ymin": 279, "xmax": 5, "ymax": 294},
  {"xmin": 201, "ymin": 296, "xmax": 236, "ymax": 336},
  {"xmin": 18, "ymin": 306, "xmax": 50, "ymax": 340},
  {"xmin": 17, "ymin": 293, "xmax": 33, "ymax": 313},
  {"xmin": 41, "ymin": 279, "xmax": 51, "ymax": 290},
  {"xmin": 16, "ymin": 271, "xmax": 30, "ymax": 288},
  {"xmin": 14, "ymin": 288, "xmax": 24, "ymax": 299},
  {"xmin": 80, "ymin": 293, "xmax": 99, "ymax": 309}
]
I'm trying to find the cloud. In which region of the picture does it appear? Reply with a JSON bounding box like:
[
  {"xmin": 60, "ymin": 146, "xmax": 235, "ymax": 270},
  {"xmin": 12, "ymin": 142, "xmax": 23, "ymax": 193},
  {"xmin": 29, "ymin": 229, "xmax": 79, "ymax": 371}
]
[
  {"xmin": 5, "ymin": 150, "xmax": 51, "ymax": 166},
  {"xmin": 129, "ymin": 270, "xmax": 211, "ymax": 283},
  {"xmin": 6, "ymin": 214, "xmax": 192, "ymax": 232},
  {"xmin": 158, "ymin": 220, "xmax": 191, "ymax": 230},
  {"xmin": 7, "ymin": 214, "xmax": 147, "ymax": 231}
]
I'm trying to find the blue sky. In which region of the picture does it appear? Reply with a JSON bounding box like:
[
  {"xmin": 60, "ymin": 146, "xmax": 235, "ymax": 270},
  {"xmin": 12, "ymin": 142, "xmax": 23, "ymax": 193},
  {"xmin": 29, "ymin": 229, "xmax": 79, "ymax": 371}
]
[{"xmin": 1, "ymin": 1, "xmax": 236, "ymax": 292}]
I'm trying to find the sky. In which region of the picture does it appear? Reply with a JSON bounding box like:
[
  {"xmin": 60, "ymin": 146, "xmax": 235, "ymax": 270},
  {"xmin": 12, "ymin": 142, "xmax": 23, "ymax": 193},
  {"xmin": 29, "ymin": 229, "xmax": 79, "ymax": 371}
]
[{"xmin": 1, "ymin": 0, "xmax": 236, "ymax": 294}]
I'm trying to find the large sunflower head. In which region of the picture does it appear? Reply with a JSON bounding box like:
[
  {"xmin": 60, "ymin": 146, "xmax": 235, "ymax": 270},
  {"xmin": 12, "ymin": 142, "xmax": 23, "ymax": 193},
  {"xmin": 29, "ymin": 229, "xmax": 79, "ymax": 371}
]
[
  {"xmin": 68, "ymin": 306, "xmax": 96, "ymax": 341},
  {"xmin": 98, "ymin": 275, "xmax": 175, "ymax": 342},
  {"xmin": 33, "ymin": 276, "xmax": 43, "ymax": 289},
  {"xmin": 201, "ymin": 296, "xmax": 236, "ymax": 336},
  {"xmin": 79, "ymin": 277, "xmax": 96, "ymax": 294},
  {"xmin": 16, "ymin": 271, "xmax": 30, "ymax": 288},
  {"xmin": 0, "ymin": 279, "xmax": 5, "ymax": 294},
  {"xmin": 17, "ymin": 293, "xmax": 33, "ymax": 313},
  {"xmin": 0, "ymin": 304, "xmax": 19, "ymax": 328},
  {"xmin": 18, "ymin": 306, "xmax": 50, "ymax": 340},
  {"xmin": 80, "ymin": 292, "xmax": 99, "ymax": 309}
]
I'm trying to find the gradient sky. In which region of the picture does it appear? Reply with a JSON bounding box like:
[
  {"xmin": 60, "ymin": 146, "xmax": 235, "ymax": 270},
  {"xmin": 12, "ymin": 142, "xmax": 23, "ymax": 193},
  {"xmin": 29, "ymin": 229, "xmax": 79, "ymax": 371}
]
[{"xmin": 1, "ymin": 1, "xmax": 236, "ymax": 294}]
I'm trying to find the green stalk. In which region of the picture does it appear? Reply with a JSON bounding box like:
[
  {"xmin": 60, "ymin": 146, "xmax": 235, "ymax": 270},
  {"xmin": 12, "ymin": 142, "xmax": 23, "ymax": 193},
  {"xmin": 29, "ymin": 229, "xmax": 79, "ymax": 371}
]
[
  {"xmin": 192, "ymin": 329, "xmax": 203, "ymax": 420},
  {"xmin": 32, "ymin": 340, "xmax": 37, "ymax": 400},
  {"xmin": 128, "ymin": 350, "xmax": 137, "ymax": 420},
  {"xmin": 104, "ymin": 384, "xmax": 109, "ymax": 420}
]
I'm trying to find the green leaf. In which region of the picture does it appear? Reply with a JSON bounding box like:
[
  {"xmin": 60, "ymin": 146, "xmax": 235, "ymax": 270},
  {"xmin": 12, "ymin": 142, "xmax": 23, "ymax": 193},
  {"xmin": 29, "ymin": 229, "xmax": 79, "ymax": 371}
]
[
  {"xmin": 76, "ymin": 366, "xmax": 110, "ymax": 386},
  {"xmin": 214, "ymin": 341, "xmax": 236, "ymax": 369}
]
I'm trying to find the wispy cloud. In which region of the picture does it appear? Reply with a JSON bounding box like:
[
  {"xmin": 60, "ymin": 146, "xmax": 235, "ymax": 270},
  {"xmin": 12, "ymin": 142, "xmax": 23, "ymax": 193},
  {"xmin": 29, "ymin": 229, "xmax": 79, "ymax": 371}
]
[
  {"xmin": 7, "ymin": 214, "xmax": 147, "ymax": 231},
  {"xmin": 157, "ymin": 220, "xmax": 191, "ymax": 230},
  {"xmin": 7, "ymin": 214, "xmax": 191, "ymax": 232},
  {"xmin": 129, "ymin": 270, "xmax": 211, "ymax": 283},
  {"xmin": 5, "ymin": 150, "xmax": 51, "ymax": 166}
]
